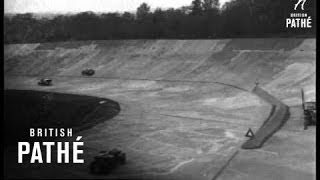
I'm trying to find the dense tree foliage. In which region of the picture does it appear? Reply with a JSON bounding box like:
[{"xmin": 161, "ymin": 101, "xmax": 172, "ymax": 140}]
[{"xmin": 4, "ymin": 0, "xmax": 316, "ymax": 44}]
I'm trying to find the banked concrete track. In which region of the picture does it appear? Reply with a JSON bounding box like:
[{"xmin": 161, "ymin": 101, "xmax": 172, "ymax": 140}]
[{"xmin": 4, "ymin": 39, "xmax": 315, "ymax": 179}]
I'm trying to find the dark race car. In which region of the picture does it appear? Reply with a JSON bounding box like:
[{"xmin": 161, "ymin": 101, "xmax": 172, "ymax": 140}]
[
  {"xmin": 38, "ymin": 78, "xmax": 52, "ymax": 86},
  {"xmin": 90, "ymin": 149, "xmax": 126, "ymax": 174},
  {"xmin": 82, "ymin": 69, "xmax": 95, "ymax": 76}
]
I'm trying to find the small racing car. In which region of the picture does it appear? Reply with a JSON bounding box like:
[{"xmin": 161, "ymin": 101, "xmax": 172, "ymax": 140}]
[
  {"xmin": 82, "ymin": 69, "xmax": 95, "ymax": 76},
  {"xmin": 89, "ymin": 149, "xmax": 126, "ymax": 174},
  {"xmin": 38, "ymin": 78, "xmax": 52, "ymax": 86}
]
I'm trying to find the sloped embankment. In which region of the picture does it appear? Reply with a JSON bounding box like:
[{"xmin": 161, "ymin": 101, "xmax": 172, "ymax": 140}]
[
  {"xmin": 242, "ymin": 86, "xmax": 290, "ymax": 149},
  {"xmin": 4, "ymin": 39, "xmax": 310, "ymax": 89}
]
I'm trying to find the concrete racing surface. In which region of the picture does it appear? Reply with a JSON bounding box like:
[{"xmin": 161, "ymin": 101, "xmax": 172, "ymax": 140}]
[{"xmin": 4, "ymin": 39, "xmax": 315, "ymax": 179}]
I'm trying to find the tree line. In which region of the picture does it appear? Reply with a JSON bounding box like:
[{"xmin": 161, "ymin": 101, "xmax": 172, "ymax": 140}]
[{"xmin": 4, "ymin": 0, "xmax": 316, "ymax": 44}]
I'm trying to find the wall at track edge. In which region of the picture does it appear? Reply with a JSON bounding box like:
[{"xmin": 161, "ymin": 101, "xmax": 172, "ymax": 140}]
[{"xmin": 242, "ymin": 86, "xmax": 290, "ymax": 149}]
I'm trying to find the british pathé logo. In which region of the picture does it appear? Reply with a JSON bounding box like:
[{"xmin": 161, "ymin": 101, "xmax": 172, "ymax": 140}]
[
  {"xmin": 294, "ymin": 0, "xmax": 307, "ymax": 10},
  {"xmin": 286, "ymin": 0, "xmax": 312, "ymax": 28},
  {"xmin": 18, "ymin": 128, "xmax": 84, "ymax": 164}
]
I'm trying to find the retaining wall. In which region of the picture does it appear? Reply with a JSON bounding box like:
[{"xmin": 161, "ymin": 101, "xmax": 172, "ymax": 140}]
[{"xmin": 242, "ymin": 86, "xmax": 290, "ymax": 149}]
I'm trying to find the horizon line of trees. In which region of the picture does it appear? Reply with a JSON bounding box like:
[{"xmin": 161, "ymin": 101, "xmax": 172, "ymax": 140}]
[{"xmin": 4, "ymin": 0, "xmax": 316, "ymax": 44}]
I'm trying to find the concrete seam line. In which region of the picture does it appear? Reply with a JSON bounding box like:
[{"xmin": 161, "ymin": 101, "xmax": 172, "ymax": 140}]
[{"xmin": 211, "ymin": 150, "xmax": 239, "ymax": 180}]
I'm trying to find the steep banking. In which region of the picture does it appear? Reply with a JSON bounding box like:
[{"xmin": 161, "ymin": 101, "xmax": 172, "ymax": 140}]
[
  {"xmin": 241, "ymin": 86, "xmax": 290, "ymax": 149},
  {"xmin": 3, "ymin": 39, "xmax": 315, "ymax": 179},
  {"xmin": 4, "ymin": 39, "xmax": 315, "ymax": 90}
]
